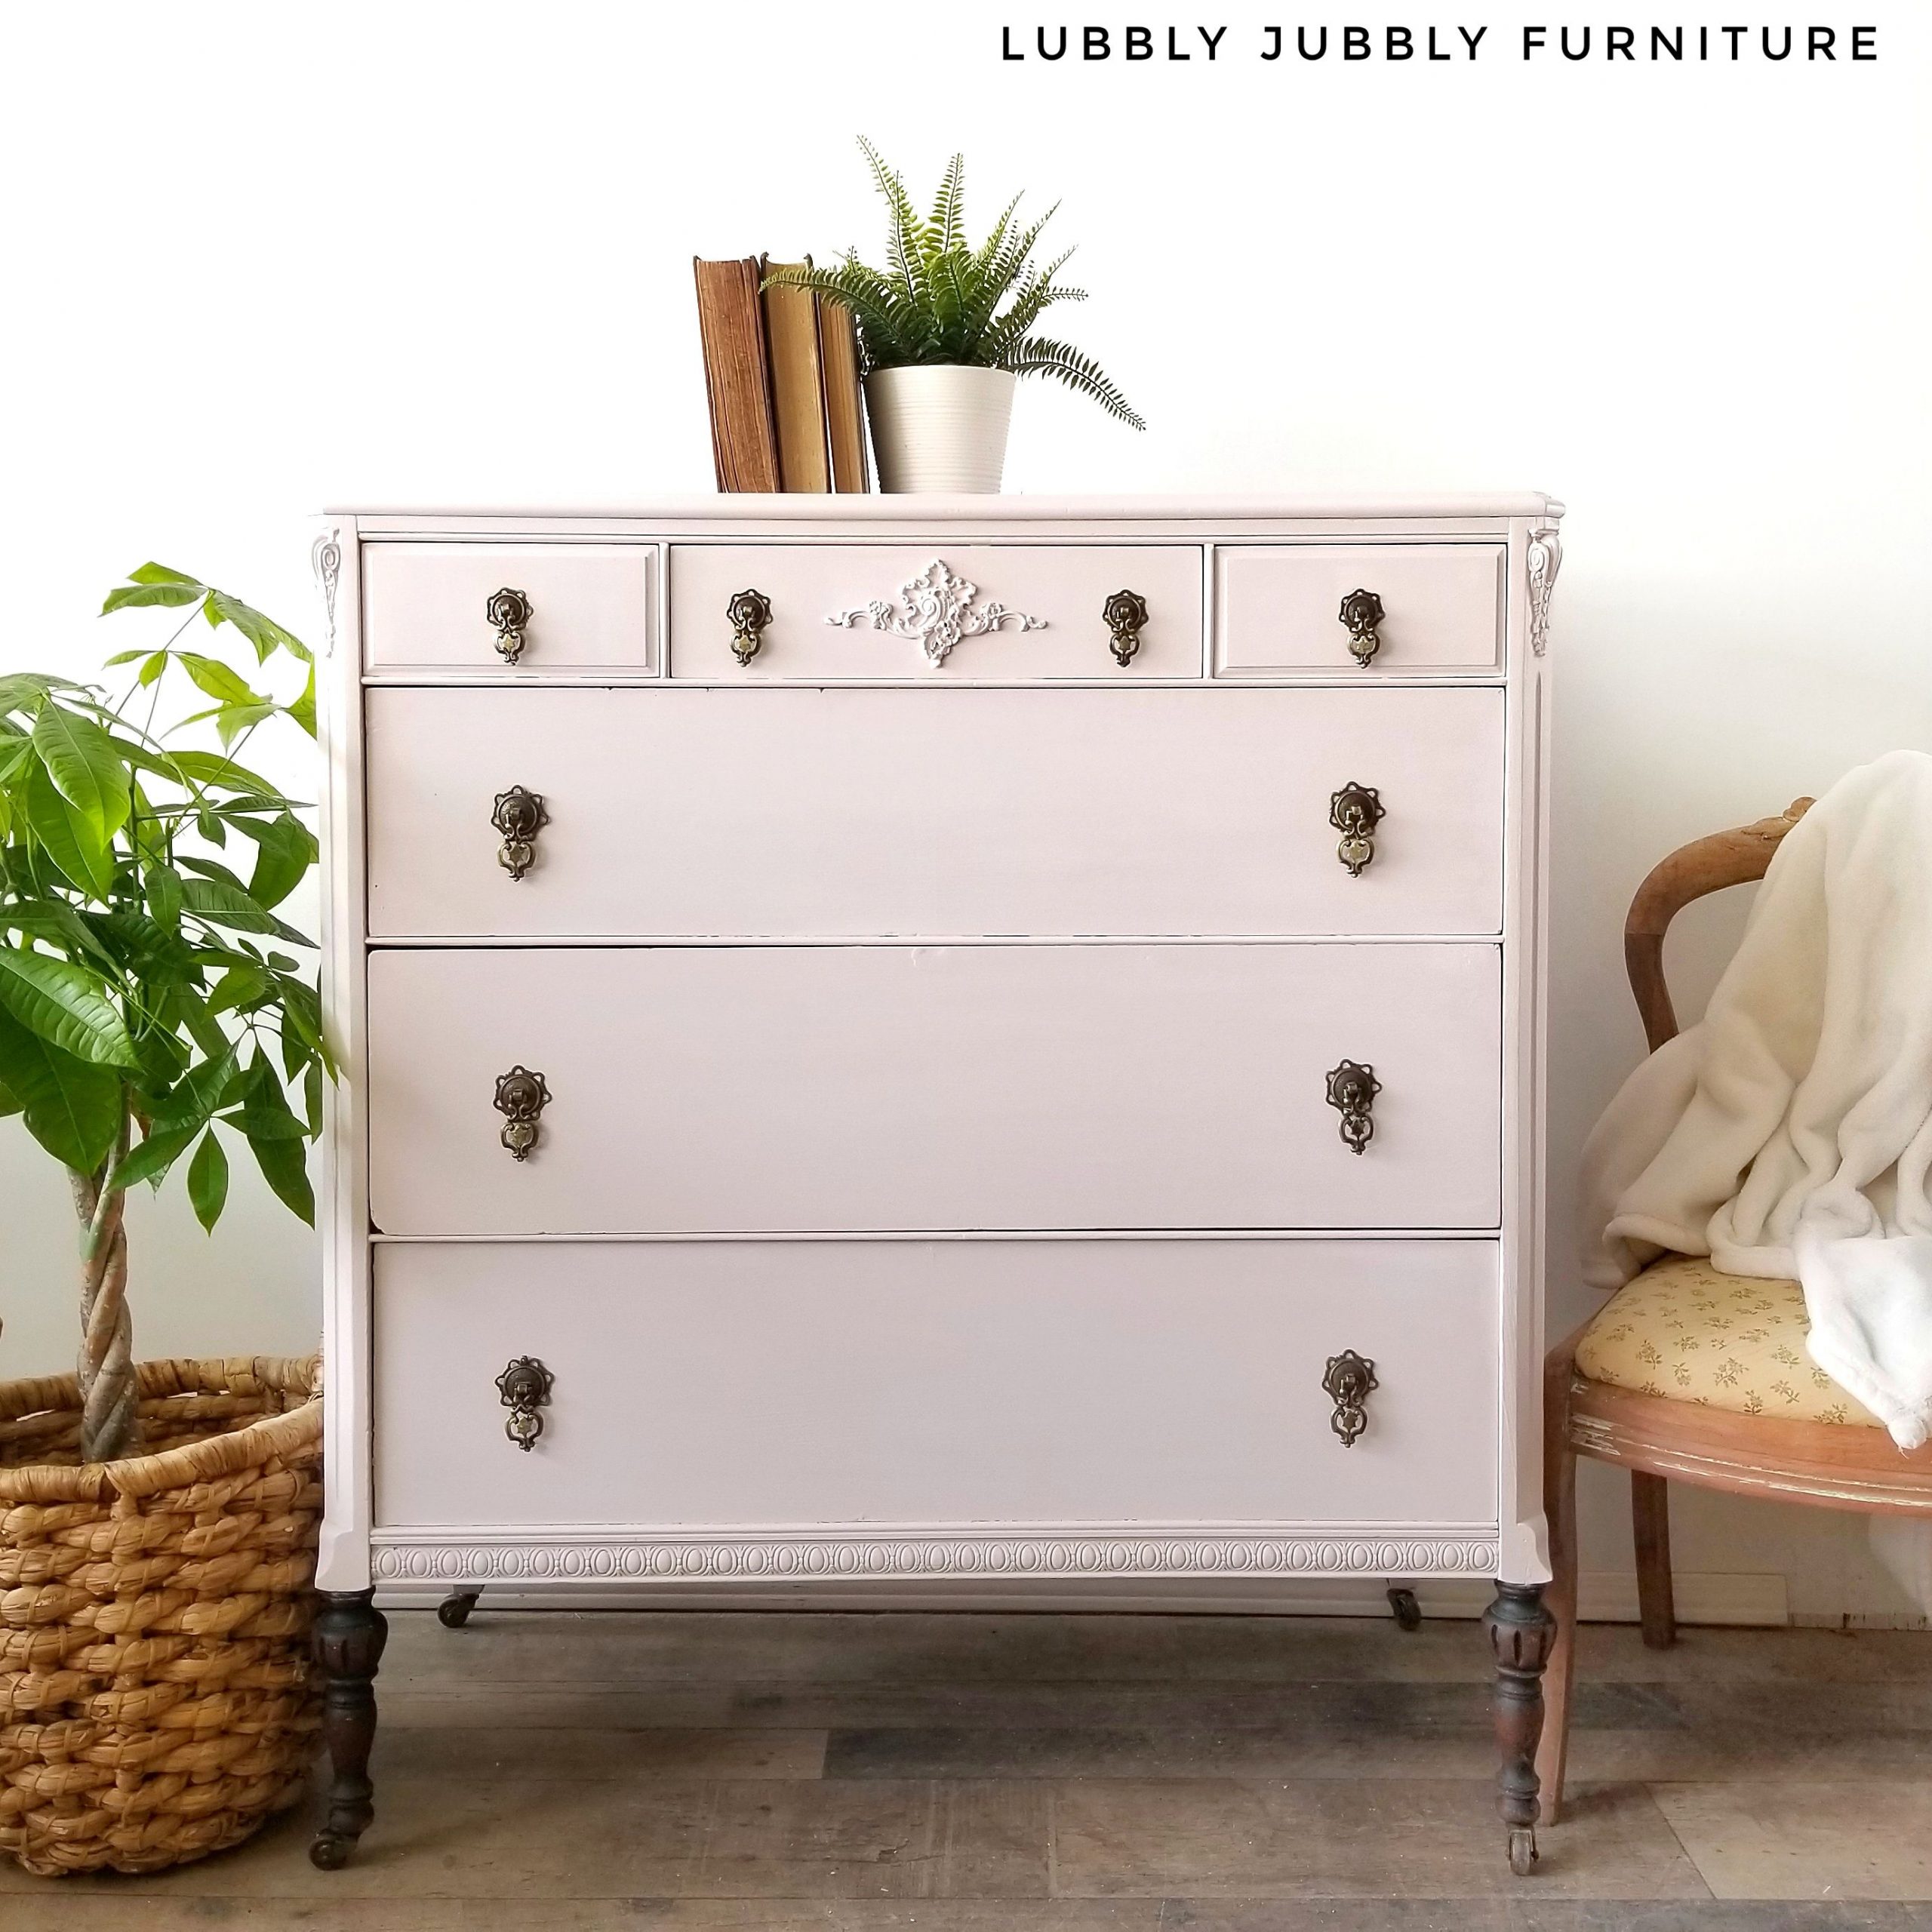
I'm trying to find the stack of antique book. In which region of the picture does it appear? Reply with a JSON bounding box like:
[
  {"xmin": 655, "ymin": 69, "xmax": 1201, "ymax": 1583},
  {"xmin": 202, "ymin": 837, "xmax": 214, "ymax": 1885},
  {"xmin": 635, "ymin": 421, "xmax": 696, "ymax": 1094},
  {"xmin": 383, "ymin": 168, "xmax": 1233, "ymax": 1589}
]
[{"xmin": 694, "ymin": 256, "xmax": 869, "ymax": 494}]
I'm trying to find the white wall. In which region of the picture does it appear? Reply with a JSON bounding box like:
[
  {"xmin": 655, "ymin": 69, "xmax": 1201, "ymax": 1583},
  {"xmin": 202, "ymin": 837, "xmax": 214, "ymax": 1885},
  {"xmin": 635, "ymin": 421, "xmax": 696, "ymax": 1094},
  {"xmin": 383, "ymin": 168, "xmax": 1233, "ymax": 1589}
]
[{"xmin": 3, "ymin": 0, "xmax": 1927, "ymax": 1617}]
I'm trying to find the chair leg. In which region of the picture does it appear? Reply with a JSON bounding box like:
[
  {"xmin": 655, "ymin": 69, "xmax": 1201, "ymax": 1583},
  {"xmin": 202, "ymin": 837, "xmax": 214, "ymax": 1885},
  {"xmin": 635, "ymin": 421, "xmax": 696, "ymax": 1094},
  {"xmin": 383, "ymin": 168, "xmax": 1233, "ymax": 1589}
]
[
  {"xmin": 1631, "ymin": 1471, "xmax": 1677, "ymax": 1649},
  {"xmin": 1535, "ymin": 1429, "xmax": 1579, "ymax": 1825}
]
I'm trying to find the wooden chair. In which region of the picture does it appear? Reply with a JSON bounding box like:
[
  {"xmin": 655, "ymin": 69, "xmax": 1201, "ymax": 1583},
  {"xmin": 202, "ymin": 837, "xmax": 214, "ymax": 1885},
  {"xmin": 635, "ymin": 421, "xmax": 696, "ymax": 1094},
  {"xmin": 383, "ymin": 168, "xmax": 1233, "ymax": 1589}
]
[{"xmin": 1537, "ymin": 795, "xmax": 1932, "ymax": 1822}]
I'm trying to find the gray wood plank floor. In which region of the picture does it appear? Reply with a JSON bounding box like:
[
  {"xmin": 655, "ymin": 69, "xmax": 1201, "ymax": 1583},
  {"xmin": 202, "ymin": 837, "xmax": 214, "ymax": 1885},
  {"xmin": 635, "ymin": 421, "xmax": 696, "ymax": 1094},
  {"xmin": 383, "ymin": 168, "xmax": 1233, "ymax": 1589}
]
[{"xmin": 8, "ymin": 1609, "xmax": 1932, "ymax": 1927}]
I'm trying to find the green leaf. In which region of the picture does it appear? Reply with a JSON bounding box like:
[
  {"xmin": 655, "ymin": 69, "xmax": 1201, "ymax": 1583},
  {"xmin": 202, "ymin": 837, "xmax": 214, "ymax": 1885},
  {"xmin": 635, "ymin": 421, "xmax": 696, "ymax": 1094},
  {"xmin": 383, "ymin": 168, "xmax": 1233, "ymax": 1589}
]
[
  {"xmin": 1001, "ymin": 334, "xmax": 1146, "ymax": 429},
  {"xmin": 207, "ymin": 962, "xmax": 272, "ymax": 1014},
  {"xmin": 102, "ymin": 582, "xmax": 203, "ymax": 613},
  {"xmin": 0, "ymin": 1005, "xmax": 123, "ymax": 1171},
  {"xmin": 104, "ymin": 1121, "xmax": 202, "ymax": 1193},
  {"xmin": 177, "ymin": 854, "xmax": 252, "ymax": 893},
  {"xmin": 101, "ymin": 562, "xmax": 206, "ymax": 615},
  {"xmin": 24, "ymin": 754, "xmax": 113, "ymax": 898},
  {"xmin": 177, "ymin": 875, "xmax": 310, "ymax": 944},
  {"xmin": 228, "ymin": 812, "xmax": 316, "ymax": 909},
  {"xmin": 103, "ymin": 649, "xmax": 172, "ymax": 688},
  {"xmin": 82, "ymin": 908, "xmax": 198, "ymax": 987},
  {"xmin": 214, "ymin": 702, "xmax": 277, "ymax": 750},
  {"xmin": 0, "ymin": 674, "xmax": 89, "ymax": 718},
  {"xmin": 223, "ymin": 1057, "xmax": 310, "ymax": 1141},
  {"xmin": 146, "ymin": 860, "xmax": 184, "ymax": 931},
  {"xmin": 0, "ymin": 1074, "xmax": 20, "ymax": 1119},
  {"xmin": 205, "ymin": 589, "xmax": 312, "ymax": 664},
  {"xmin": 0, "ymin": 945, "xmax": 137, "ymax": 1066},
  {"xmin": 119, "ymin": 743, "xmax": 282, "ymax": 801},
  {"xmin": 287, "ymin": 663, "xmax": 316, "ymax": 738},
  {"xmin": 128, "ymin": 1021, "xmax": 189, "ymax": 1102},
  {"xmin": 249, "ymin": 1128, "xmax": 314, "ymax": 1223},
  {"xmin": 273, "ymin": 973, "xmax": 331, "ymax": 1071},
  {"xmin": 162, "ymin": 982, "xmax": 232, "ymax": 1062},
  {"xmin": 152, "ymin": 1041, "xmax": 241, "ymax": 1132},
  {"xmin": 177, "ymin": 653, "xmax": 264, "ymax": 709},
  {"xmin": 31, "ymin": 702, "xmax": 131, "ymax": 844},
  {"xmin": 2, "ymin": 900, "xmax": 120, "ymax": 971},
  {"xmin": 159, "ymin": 747, "xmax": 282, "ymax": 794},
  {"xmin": 186, "ymin": 1128, "xmax": 229, "ymax": 1231}
]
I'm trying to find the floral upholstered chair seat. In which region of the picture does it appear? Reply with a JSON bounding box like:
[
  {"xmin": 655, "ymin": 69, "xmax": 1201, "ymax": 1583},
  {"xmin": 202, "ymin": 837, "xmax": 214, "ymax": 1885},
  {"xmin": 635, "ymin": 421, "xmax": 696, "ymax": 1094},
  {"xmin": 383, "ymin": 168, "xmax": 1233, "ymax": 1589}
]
[{"xmin": 1575, "ymin": 1254, "xmax": 1880, "ymax": 1427}]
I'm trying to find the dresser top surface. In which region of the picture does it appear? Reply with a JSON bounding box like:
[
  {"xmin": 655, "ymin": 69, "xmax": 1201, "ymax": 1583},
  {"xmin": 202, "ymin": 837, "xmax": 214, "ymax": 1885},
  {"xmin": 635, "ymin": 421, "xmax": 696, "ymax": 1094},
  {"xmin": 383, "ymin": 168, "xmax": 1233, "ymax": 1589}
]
[{"xmin": 326, "ymin": 491, "xmax": 1563, "ymax": 527}]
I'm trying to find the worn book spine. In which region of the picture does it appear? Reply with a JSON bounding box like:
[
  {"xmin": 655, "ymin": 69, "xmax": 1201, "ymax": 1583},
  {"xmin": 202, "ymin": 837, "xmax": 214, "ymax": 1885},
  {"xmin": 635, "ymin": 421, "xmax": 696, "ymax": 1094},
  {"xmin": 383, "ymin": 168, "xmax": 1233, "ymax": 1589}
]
[
  {"xmin": 693, "ymin": 256, "xmax": 780, "ymax": 493},
  {"xmin": 761, "ymin": 259, "xmax": 832, "ymax": 494},
  {"xmin": 818, "ymin": 295, "xmax": 870, "ymax": 493}
]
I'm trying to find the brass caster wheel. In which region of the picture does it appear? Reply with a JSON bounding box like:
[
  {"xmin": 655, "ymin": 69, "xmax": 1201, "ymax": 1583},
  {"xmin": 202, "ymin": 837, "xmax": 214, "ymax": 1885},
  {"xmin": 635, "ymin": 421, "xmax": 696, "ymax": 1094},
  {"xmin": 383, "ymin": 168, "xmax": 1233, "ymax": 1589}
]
[
  {"xmin": 437, "ymin": 1589, "xmax": 481, "ymax": 1629},
  {"xmin": 309, "ymin": 1832, "xmax": 356, "ymax": 1871},
  {"xmin": 1386, "ymin": 1586, "xmax": 1422, "ymax": 1632},
  {"xmin": 1508, "ymin": 1826, "xmax": 1538, "ymax": 1877}
]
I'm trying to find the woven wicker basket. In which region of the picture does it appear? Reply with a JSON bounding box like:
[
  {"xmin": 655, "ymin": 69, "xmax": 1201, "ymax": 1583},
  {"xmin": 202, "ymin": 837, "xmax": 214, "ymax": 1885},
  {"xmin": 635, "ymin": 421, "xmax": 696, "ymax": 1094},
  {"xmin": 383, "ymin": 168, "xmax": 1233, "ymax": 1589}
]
[{"xmin": 0, "ymin": 1355, "xmax": 323, "ymax": 1877}]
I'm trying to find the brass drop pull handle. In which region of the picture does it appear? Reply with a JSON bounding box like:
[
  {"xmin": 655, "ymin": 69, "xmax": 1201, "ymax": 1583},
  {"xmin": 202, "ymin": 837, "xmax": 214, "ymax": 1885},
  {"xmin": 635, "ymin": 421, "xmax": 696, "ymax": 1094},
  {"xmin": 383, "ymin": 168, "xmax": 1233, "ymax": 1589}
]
[
  {"xmin": 496, "ymin": 1355, "xmax": 554, "ymax": 1451},
  {"xmin": 1102, "ymin": 589, "xmax": 1149, "ymax": 668},
  {"xmin": 494, "ymin": 1065, "xmax": 550, "ymax": 1161},
  {"xmin": 491, "ymin": 786, "xmax": 548, "ymax": 881},
  {"xmin": 487, "ymin": 587, "xmax": 534, "ymax": 665},
  {"xmin": 1330, "ymin": 781, "xmax": 1385, "ymax": 877},
  {"xmin": 1326, "ymin": 1059, "xmax": 1380, "ymax": 1155},
  {"xmin": 1323, "ymin": 1349, "xmax": 1378, "ymax": 1447},
  {"xmin": 1338, "ymin": 588, "xmax": 1385, "ymax": 666},
  {"xmin": 726, "ymin": 588, "xmax": 773, "ymax": 666}
]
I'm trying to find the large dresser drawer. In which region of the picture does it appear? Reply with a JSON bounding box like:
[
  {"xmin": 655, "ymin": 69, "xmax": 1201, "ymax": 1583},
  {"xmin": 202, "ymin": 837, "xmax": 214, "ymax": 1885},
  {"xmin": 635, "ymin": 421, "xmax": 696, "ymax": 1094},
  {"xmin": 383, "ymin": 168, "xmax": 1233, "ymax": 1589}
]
[
  {"xmin": 363, "ymin": 542, "xmax": 657, "ymax": 675},
  {"xmin": 365, "ymin": 686, "xmax": 1504, "ymax": 940},
  {"xmin": 365, "ymin": 943, "xmax": 1500, "ymax": 1235},
  {"xmin": 372, "ymin": 1238, "xmax": 1500, "ymax": 1531},
  {"xmin": 668, "ymin": 544, "xmax": 1204, "ymax": 679},
  {"xmin": 1216, "ymin": 545, "xmax": 1506, "ymax": 675}
]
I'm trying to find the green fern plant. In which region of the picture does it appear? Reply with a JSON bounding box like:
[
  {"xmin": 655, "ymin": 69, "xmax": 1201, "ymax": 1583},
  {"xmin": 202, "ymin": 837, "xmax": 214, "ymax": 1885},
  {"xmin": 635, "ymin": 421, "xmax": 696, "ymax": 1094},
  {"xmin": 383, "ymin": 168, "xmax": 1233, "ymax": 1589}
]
[{"xmin": 764, "ymin": 140, "xmax": 1145, "ymax": 430}]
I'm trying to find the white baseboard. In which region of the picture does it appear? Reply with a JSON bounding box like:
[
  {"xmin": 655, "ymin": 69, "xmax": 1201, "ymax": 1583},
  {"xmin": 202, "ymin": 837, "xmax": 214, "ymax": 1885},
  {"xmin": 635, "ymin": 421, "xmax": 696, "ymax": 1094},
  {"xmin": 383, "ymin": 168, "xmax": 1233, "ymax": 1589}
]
[
  {"xmin": 1793, "ymin": 1608, "xmax": 1931, "ymax": 1630},
  {"xmin": 374, "ymin": 1567, "xmax": 1791, "ymax": 1624},
  {"xmin": 1576, "ymin": 1567, "xmax": 1789, "ymax": 1627}
]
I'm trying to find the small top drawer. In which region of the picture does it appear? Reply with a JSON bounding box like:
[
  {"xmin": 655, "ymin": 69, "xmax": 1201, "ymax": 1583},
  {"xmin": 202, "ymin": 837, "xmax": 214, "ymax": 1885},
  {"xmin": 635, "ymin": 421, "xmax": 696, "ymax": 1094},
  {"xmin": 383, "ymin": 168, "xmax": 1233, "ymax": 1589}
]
[
  {"xmin": 362, "ymin": 543, "xmax": 657, "ymax": 675},
  {"xmin": 669, "ymin": 545, "xmax": 1202, "ymax": 679},
  {"xmin": 1216, "ymin": 545, "xmax": 1504, "ymax": 676}
]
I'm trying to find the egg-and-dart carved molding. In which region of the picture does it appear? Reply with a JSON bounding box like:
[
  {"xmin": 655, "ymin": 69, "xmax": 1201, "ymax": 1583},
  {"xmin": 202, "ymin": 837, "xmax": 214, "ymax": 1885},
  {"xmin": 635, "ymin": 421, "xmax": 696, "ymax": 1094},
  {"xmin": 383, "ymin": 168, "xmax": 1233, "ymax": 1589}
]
[{"xmin": 371, "ymin": 1530, "xmax": 1501, "ymax": 1583}]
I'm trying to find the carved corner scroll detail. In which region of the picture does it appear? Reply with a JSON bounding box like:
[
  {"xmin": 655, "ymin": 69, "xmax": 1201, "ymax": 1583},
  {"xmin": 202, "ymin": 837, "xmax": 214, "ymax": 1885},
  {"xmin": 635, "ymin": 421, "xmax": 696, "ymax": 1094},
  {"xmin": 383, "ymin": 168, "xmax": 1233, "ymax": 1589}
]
[
  {"xmin": 827, "ymin": 557, "xmax": 1047, "ymax": 668},
  {"xmin": 311, "ymin": 528, "xmax": 343, "ymax": 658},
  {"xmin": 1526, "ymin": 525, "xmax": 1563, "ymax": 658}
]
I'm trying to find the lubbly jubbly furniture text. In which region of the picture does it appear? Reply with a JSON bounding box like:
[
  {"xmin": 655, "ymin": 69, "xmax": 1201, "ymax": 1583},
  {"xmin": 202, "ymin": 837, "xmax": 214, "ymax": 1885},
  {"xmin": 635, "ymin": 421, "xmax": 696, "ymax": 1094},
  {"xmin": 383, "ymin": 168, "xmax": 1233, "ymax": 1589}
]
[{"xmin": 308, "ymin": 495, "xmax": 1562, "ymax": 1872}]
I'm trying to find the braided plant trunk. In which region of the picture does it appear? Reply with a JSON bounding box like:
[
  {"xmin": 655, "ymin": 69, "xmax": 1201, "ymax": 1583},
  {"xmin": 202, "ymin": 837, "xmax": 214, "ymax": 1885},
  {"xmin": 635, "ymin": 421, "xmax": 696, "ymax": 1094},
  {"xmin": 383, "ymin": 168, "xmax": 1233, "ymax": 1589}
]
[{"xmin": 69, "ymin": 1111, "xmax": 140, "ymax": 1464}]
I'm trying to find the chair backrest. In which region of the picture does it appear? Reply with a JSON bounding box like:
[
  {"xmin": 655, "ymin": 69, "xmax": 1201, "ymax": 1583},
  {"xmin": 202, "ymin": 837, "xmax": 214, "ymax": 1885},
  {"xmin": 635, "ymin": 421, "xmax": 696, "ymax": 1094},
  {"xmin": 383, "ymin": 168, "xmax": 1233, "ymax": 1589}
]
[{"xmin": 1623, "ymin": 798, "xmax": 1814, "ymax": 1052}]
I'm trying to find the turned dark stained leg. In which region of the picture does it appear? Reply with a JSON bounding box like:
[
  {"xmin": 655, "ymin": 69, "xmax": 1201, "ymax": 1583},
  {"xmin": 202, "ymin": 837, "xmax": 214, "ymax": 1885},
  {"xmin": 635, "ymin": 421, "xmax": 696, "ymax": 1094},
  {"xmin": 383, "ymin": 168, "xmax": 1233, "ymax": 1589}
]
[
  {"xmin": 1484, "ymin": 1579, "xmax": 1557, "ymax": 1878},
  {"xmin": 310, "ymin": 1587, "xmax": 389, "ymax": 1870}
]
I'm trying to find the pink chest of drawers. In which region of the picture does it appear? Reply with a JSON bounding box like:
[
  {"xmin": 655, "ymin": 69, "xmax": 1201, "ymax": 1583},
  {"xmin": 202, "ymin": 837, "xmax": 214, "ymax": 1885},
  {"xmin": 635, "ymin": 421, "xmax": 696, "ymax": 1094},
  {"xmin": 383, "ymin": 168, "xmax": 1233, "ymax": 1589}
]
[{"xmin": 306, "ymin": 494, "xmax": 1564, "ymax": 1875}]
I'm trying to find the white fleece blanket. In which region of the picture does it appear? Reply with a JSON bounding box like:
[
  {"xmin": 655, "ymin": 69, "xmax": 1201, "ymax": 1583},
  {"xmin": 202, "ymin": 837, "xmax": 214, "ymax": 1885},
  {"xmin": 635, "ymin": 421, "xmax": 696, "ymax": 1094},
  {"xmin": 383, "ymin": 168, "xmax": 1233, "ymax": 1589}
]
[{"xmin": 1582, "ymin": 749, "xmax": 1932, "ymax": 1449}]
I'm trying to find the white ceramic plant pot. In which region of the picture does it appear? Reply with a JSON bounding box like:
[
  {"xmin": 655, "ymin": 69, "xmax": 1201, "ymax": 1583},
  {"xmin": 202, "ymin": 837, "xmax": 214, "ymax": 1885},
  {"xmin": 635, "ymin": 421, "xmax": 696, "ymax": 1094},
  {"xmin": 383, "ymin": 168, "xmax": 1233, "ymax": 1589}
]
[{"xmin": 865, "ymin": 365, "xmax": 1017, "ymax": 494}]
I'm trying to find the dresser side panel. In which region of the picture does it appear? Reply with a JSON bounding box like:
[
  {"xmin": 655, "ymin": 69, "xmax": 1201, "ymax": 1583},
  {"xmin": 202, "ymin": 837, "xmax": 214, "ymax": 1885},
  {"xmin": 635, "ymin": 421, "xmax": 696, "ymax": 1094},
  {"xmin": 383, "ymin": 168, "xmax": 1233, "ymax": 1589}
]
[
  {"xmin": 1496, "ymin": 513, "xmax": 1560, "ymax": 1585},
  {"xmin": 315, "ymin": 519, "xmax": 372, "ymax": 1591}
]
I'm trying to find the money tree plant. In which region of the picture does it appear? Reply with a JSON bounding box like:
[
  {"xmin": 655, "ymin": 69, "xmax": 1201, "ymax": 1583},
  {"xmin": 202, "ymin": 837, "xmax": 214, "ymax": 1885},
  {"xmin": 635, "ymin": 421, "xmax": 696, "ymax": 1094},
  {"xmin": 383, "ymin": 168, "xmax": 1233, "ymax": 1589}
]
[{"xmin": 0, "ymin": 565, "xmax": 328, "ymax": 1462}]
